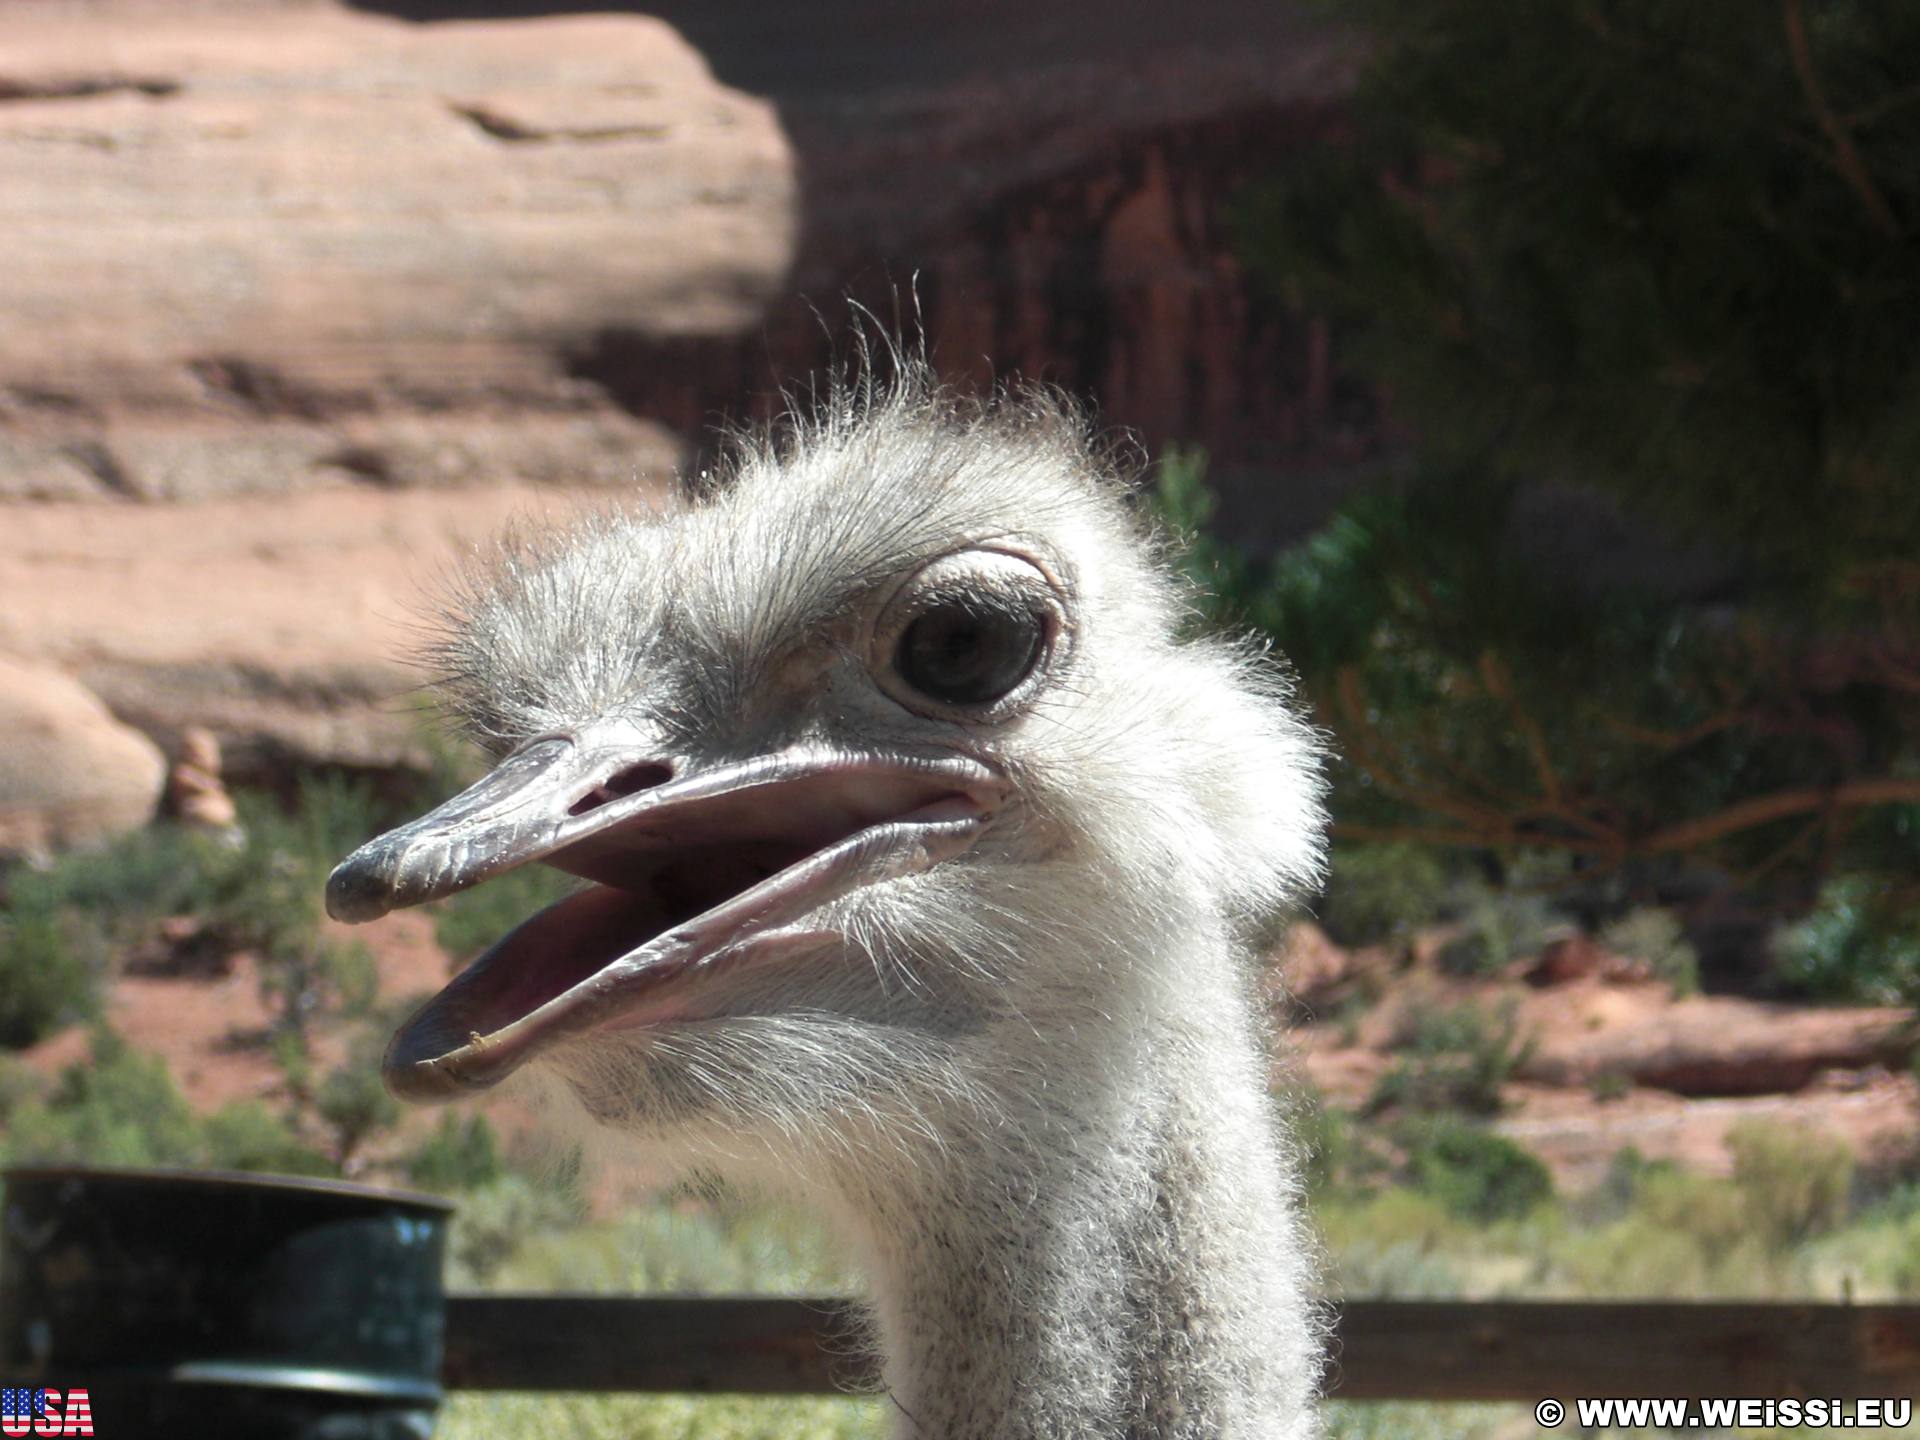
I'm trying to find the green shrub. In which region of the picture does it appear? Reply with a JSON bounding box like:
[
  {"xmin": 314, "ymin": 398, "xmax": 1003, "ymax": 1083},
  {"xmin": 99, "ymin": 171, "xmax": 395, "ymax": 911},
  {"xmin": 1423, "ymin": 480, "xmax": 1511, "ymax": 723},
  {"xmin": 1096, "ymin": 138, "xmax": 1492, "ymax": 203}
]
[
  {"xmin": 1774, "ymin": 876, "xmax": 1920, "ymax": 1005},
  {"xmin": 1629, "ymin": 1167, "xmax": 1756, "ymax": 1268},
  {"xmin": 9, "ymin": 773, "xmax": 382, "ymax": 959},
  {"xmin": 1321, "ymin": 1400, "xmax": 1515, "ymax": 1440},
  {"xmin": 0, "ymin": 775, "xmax": 394, "ymax": 1054},
  {"xmin": 0, "ymin": 1058, "xmax": 46, "ymax": 1119},
  {"xmin": 1578, "ymin": 1146, "xmax": 1668, "ymax": 1225},
  {"xmin": 5, "ymin": 822, "xmax": 230, "ymax": 940},
  {"xmin": 1400, "ymin": 1116, "xmax": 1553, "ymax": 1223},
  {"xmin": 1432, "ymin": 928, "xmax": 1500, "ymax": 980},
  {"xmin": 0, "ymin": 1031, "xmax": 344, "ymax": 1179},
  {"xmin": 1804, "ymin": 1182, "xmax": 1920, "ymax": 1298},
  {"xmin": 1600, "ymin": 907, "xmax": 1700, "ymax": 995},
  {"xmin": 407, "ymin": 1112, "xmax": 504, "ymax": 1194},
  {"xmin": 438, "ymin": 1391, "xmax": 887, "ymax": 1440},
  {"xmin": 201, "ymin": 783, "xmax": 391, "ymax": 1048},
  {"xmin": 202, "ymin": 1102, "xmax": 334, "ymax": 1177},
  {"xmin": 447, "ymin": 1175, "xmax": 589, "ymax": 1286},
  {"xmin": 1436, "ymin": 892, "xmax": 1563, "ymax": 978},
  {"xmin": 258, "ymin": 937, "xmax": 381, "ymax": 1046},
  {"xmin": 1728, "ymin": 1119, "xmax": 1854, "ymax": 1248},
  {"xmin": 1287, "ymin": 1085, "xmax": 1351, "ymax": 1196},
  {"xmin": 314, "ymin": 1035, "xmax": 404, "ymax": 1169},
  {"xmin": 1587, "ymin": 1070, "xmax": 1631, "ymax": 1103},
  {"xmin": 284, "ymin": 772, "xmax": 390, "ymax": 879},
  {"xmin": 1316, "ymin": 843, "xmax": 1451, "ymax": 947},
  {"xmin": 493, "ymin": 1190, "xmax": 859, "ymax": 1298},
  {"xmin": 1314, "ymin": 1187, "xmax": 1472, "ymax": 1298},
  {"xmin": 1368, "ymin": 999, "xmax": 1534, "ymax": 1116},
  {"xmin": 1317, "ymin": 1186, "xmax": 1467, "ymax": 1254},
  {"xmin": 268, "ymin": 1027, "xmax": 314, "ymax": 1102},
  {"xmin": 1560, "ymin": 1132, "xmax": 1852, "ymax": 1291},
  {"xmin": 2, "ymin": 1030, "xmax": 204, "ymax": 1168},
  {"xmin": 1556, "ymin": 1207, "xmax": 1764, "ymax": 1298},
  {"xmin": 404, "ymin": 704, "xmax": 490, "ymax": 803},
  {"xmin": 0, "ymin": 901, "xmax": 105, "ymax": 1047}
]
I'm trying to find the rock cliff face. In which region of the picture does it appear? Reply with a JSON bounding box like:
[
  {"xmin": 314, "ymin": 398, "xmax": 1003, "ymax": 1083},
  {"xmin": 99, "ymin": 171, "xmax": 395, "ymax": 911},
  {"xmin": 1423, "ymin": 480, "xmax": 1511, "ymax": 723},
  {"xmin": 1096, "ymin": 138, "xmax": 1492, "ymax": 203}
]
[
  {"xmin": 0, "ymin": 656, "xmax": 166, "ymax": 857},
  {"xmin": 1, "ymin": 4, "xmax": 793, "ymax": 503},
  {"xmin": 2, "ymin": 3, "xmax": 795, "ymax": 788},
  {"xmin": 0, "ymin": 0, "xmax": 1356, "ymax": 795}
]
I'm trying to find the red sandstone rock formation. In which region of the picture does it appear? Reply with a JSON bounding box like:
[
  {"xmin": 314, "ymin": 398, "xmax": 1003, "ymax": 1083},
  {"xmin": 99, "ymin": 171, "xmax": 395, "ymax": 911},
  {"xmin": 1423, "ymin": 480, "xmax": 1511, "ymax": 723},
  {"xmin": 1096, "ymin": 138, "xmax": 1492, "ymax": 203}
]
[
  {"xmin": 0, "ymin": 0, "xmax": 1356, "ymax": 786},
  {"xmin": 0, "ymin": 654, "xmax": 166, "ymax": 857}
]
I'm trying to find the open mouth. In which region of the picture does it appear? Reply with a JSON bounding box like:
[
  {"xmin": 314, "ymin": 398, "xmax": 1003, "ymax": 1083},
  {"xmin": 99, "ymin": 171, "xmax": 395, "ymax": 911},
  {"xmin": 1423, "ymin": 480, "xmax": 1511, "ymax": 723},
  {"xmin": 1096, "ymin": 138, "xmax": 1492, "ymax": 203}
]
[{"xmin": 326, "ymin": 729, "xmax": 1005, "ymax": 1101}]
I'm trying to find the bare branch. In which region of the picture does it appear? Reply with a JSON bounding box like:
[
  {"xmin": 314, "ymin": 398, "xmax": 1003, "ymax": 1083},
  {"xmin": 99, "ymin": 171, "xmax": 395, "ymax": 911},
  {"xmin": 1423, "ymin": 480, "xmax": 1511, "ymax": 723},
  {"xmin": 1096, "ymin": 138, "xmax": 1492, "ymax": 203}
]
[
  {"xmin": 1731, "ymin": 814, "xmax": 1827, "ymax": 888},
  {"xmin": 1328, "ymin": 820, "xmax": 1617, "ymax": 857},
  {"xmin": 1640, "ymin": 778, "xmax": 1920, "ymax": 856},
  {"xmin": 1783, "ymin": 0, "xmax": 1902, "ymax": 238},
  {"xmin": 1598, "ymin": 711, "xmax": 1748, "ymax": 750},
  {"xmin": 1478, "ymin": 650, "xmax": 1565, "ymax": 807},
  {"xmin": 1328, "ymin": 668, "xmax": 1511, "ymax": 833},
  {"xmin": 1841, "ymin": 82, "xmax": 1920, "ymax": 130}
]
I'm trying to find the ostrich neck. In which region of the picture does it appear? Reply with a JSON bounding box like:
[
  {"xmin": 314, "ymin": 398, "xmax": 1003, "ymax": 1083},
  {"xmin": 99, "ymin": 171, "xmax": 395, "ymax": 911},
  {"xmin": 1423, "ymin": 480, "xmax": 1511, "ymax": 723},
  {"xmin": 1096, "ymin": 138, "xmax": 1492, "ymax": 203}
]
[{"xmin": 851, "ymin": 1004, "xmax": 1322, "ymax": 1439}]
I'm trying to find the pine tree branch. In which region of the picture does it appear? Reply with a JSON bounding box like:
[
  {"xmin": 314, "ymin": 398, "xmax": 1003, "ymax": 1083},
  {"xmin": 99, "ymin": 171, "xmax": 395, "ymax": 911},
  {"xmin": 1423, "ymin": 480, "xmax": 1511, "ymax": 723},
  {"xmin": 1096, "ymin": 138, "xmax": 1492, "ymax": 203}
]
[
  {"xmin": 1730, "ymin": 814, "xmax": 1827, "ymax": 888},
  {"xmin": 1328, "ymin": 821, "xmax": 1491, "ymax": 849},
  {"xmin": 1404, "ymin": 713, "xmax": 1540, "ymax": 814},
  {"xmin": 1782, "ymin": 0, "xmax": 1903, "ymax": 239},
  {"xmin": 1597, "ymin": 711, "xmax": 1748, "ymax": 750},
  {"xmin": 1841, "ymin": 82, "xmax": 1920, "ymax": 131},
  {"xmin": 1327, "ymin": 669, "xmax": 1513, "ymax": 834},
  {"xmin": 1327, "ymin": 820, "xmax": 1616, "ymax": 856},
  {"xmin": 1576, "ymin": 2, "xmax": 1835, "ymax": 174},
  {"xmin": 1334, "ymin": 774, "xmax": 1920, "ymax": 865},
  {"xmin": 1639, "ymin": 778, "xmax": 1920, "ymax": 856},
  {"xmin": 1476, "ymin": 650, "xmax": 1565, "ymax": 808},
  {"xmin": 1868, "ymin": 644, "xmax": 1920, "ymax": 696}
]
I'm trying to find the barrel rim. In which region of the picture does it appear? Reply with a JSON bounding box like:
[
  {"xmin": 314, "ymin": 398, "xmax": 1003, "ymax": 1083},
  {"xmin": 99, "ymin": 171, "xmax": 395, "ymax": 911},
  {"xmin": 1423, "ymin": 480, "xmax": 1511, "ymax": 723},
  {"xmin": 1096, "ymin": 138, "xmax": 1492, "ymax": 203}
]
[
  {"xmin": 64, "ymin": 1361, "xmax": 446, "ymax": 1404},
  {"xmin": 0, "ymin": 1164, "xmax": 455, "ymax": 1214}
]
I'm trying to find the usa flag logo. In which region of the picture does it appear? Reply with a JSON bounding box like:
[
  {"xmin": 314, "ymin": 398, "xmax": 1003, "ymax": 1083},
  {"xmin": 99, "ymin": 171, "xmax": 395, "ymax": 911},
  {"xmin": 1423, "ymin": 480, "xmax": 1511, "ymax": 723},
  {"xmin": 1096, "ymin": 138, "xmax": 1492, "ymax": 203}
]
[{"xmin": 0, "ymin": 1388, "xmax": 93, "ymax": 1436}]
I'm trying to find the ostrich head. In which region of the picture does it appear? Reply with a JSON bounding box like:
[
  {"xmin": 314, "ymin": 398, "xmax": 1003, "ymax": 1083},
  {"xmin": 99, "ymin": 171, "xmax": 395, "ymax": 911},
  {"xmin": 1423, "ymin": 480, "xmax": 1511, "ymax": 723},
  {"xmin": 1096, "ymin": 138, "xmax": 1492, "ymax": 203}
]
[{"xmin": 329, "ymin": 368, "xmax": 1328, "ymax": 1434}]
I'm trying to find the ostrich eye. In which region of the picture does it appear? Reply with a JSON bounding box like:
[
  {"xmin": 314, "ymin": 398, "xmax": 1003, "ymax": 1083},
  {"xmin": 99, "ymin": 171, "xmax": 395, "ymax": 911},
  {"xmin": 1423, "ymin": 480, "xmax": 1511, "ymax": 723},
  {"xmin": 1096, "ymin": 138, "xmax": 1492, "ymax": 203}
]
[
  {"xmin": 895, "ymin": 595, "xmax": 1045, "ymax": 706},
  {"xmin": 875, "ymin": 549, "xmax": 1064, "ymax": 714}
]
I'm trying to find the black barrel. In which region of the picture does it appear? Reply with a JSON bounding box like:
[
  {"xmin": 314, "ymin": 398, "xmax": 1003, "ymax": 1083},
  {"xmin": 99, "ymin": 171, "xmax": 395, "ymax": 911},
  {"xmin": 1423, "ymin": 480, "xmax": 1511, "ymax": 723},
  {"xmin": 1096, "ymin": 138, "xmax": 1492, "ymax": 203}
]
[{"xmin": 0, "ymin": 1166, "xmax": 453, "ymax": 1440}]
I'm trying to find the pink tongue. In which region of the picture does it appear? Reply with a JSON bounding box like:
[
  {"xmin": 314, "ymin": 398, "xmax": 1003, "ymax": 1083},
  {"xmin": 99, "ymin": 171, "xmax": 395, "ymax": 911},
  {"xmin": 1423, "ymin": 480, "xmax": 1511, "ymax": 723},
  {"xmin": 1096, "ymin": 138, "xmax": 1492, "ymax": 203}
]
[{"xmin": 422, "ymin": 884, "xmax": 670, "ymax": 1048}]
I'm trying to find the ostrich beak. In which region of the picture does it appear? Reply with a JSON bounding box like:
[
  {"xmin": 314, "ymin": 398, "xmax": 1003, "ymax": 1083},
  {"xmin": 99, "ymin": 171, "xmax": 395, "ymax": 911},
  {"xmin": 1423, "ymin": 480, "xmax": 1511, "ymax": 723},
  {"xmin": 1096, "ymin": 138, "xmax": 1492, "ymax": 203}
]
[{"xmin": 326, "ymin": 723, "xmax": 1005, "ymax": 1101}]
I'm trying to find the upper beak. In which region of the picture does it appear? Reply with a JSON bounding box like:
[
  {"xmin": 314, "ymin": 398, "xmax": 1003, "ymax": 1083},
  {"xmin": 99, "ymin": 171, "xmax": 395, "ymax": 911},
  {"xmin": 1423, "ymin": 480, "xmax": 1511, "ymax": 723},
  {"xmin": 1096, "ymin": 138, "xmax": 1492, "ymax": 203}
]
[{"xmin": 326, "ymin": 720, "xmax": 675, "ymax": 923}]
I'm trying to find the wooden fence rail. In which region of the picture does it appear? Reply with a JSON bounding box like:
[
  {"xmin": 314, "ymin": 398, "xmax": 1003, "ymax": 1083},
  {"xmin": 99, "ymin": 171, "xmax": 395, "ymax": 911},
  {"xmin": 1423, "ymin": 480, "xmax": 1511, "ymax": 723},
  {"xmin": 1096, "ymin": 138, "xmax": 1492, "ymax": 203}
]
[{"xmin": 442, "ymin": 1296, "xmax": 1920, "ymax": 1401}]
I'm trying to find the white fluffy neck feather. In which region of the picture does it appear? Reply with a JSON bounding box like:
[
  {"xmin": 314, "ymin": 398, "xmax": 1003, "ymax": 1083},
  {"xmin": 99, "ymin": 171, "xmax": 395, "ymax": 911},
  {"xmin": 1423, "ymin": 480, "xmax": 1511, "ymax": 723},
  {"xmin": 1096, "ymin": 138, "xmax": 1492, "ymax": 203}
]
[{"xmin": 838, "ymin": 947, "xmax": 1322, "ymax": 1439}]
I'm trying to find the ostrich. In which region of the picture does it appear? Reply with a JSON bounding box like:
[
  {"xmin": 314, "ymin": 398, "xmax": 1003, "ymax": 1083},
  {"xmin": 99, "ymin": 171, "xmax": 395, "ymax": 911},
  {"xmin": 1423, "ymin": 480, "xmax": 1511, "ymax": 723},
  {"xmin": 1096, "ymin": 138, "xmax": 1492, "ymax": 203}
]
[{"xmin": 327, "ymin": 365, "xmax": 1329, "ymax": 1438}]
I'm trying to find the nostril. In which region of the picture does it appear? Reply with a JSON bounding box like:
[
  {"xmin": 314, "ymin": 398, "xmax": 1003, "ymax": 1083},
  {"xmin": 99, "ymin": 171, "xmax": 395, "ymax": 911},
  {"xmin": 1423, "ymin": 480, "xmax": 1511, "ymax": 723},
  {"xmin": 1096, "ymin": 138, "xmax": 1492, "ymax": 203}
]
[
  {"xmin": 568, "ymin": 762, "xmax": 674, "ymax": 817},
  {"xmin": 606, "ymin": 762, "xmax": 673, "ymax": 796}
]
